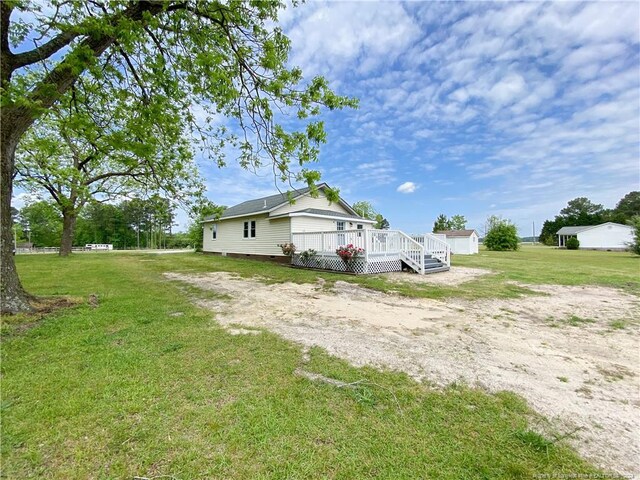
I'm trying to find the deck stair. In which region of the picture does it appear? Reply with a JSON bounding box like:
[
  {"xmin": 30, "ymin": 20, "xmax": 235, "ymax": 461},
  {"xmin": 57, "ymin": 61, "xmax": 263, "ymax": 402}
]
[{"xmin": 421, "ymin": 254, "xmax": 450, "ymax": 274}]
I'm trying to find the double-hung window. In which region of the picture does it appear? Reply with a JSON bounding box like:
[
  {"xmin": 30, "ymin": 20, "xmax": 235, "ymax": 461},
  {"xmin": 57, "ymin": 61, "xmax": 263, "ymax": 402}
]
[
  {"xmin": 243, "ymin": 220, "xmax": 256, "ymax": 238},
  {"xmin": 212, "ymin": 224, "xmax": 217, "ymax": 239}
]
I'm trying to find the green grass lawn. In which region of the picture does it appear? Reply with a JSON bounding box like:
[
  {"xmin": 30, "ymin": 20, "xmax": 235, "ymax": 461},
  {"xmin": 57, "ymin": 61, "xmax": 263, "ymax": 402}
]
[
  {"xmin": 1, "ymin": 249, "xmax": 628, "ymax": 478},
  {"xmin": 454, "ymin": 245, "xmax": 640, "ymax": 292}
]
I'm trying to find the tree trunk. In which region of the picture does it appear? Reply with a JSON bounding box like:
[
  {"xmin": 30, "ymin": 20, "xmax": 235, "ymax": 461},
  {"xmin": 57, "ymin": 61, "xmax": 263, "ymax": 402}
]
[
  {"xmin": 1, "ymin": 133, "xmax": 34, "ymax": 314},
  {"xmin": 59, "ymin": 209, "xmax": 77, "ymax": 256}
]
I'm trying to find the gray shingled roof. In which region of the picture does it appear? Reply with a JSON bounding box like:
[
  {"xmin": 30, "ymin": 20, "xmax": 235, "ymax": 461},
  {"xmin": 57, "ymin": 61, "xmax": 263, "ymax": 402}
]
[
  {"xmin": 435, "ymin": 229, "xmax": 477, "ymax": 237},
  {"xmin": 203, "ymin": 183, "xmax": 363, "ymax": 221},
  {"xmin": 273, "ymin": 208, "xmax": 372, "ymax": 222},
  {"xmin": 556, "ymin": 226, "xmax": 589, "ymax": 235},
  {"xmin": 204, "ymin": 186, "xmax": 314, "ymax": 221}
]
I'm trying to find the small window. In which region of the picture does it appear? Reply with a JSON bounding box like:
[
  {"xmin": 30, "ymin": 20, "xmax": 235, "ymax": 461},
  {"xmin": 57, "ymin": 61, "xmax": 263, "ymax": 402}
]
[
  {"xmin": 336, "ymin": 221, "xmax": 345, "ymax": 231},
  {"xmin": 356, "ymin": 224, "xmax": 363, "ymax": 230},
  {"xmin": 212, "ymin": 224, "xmax": 217, "ymax": 240},
  {"xmin": 243, "ymin": 220, "xmax": 256, "ymax": 238}
]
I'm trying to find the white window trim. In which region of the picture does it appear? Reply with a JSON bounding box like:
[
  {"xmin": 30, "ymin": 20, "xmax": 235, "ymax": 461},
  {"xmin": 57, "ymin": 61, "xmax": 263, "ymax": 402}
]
[
  {"xmin": 212, "ymin": 223, "xmax": 218, "ymax": 240},
  {"xmin": 243, "ymin": 219, "xmax": 257, "ymax": 240}
]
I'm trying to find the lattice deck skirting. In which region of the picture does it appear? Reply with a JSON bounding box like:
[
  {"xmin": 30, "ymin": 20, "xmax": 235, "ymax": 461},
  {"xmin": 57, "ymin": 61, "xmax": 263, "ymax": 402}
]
[{"xmin": 292, "ymin": 253, "xmax": 402, "ymax": 275}]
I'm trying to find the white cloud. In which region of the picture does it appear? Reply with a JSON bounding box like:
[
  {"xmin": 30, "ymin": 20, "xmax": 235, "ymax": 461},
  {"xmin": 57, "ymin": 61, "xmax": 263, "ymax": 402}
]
[
  {"xmin": 283, "ymin": 1, "xmax": 421, "ymax": 79},
  {"xmin": 397, "ymin": 181, "xmax": 417, "ymax": 194}
]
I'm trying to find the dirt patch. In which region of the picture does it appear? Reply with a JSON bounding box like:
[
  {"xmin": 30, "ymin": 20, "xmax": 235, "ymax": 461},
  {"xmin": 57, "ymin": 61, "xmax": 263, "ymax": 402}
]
[
  {"xmin": 164, "ymin": 271, "xmax": 640, "ymax": 476},
  {"xmin": 380, "ymin": 266, "xmax": 493, "ymax": 286},
  {"xmin": 2, "ymin": 297, "xmax": 82, "ymax": 336}
]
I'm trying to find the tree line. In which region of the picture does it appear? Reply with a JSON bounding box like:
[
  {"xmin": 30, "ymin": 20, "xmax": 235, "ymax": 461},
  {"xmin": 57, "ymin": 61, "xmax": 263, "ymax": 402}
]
[
  {"xmin": 539, "ymin": 192, "xmax": 639, "ymax": 246},
  {"xmin": 13, "ymin": 196, "xmax": 190, "ymax": 250}
]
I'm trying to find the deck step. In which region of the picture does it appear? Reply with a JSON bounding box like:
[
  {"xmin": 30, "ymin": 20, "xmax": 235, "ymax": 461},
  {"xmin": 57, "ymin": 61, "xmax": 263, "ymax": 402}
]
[
  {"xmin": 424, "ymin": 263, "xmax": 445, "ymax": 270},
  {"xmin": 423, "ymin": 265, "xmax": 450, "ymax": 274}
]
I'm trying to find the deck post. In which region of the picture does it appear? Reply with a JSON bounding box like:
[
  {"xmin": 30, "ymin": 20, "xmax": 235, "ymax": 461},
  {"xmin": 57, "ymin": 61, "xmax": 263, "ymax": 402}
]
[{"xmin": 364, "ymin": 229, "xmax": 370, "ymax": 272}]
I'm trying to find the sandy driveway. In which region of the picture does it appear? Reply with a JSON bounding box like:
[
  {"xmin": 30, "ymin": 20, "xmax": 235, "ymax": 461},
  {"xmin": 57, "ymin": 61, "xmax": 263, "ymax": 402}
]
[{"xmin": 164, "ymin": 269, "xmax": 640, "ymax": 476}]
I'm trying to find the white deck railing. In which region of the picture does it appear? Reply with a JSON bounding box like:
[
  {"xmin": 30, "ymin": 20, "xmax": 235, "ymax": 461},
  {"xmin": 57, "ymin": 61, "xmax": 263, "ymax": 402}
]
[
  {"xmin": 291, "ymin": 229, "xmax": 367, "ymax": 253},
  {"xmin": 290, "ymin": 228, "xmax": 451, "ymax": 273},
  {"xmin": 410, "ymin": 233, "xmax": 451, "ymax": 266}
]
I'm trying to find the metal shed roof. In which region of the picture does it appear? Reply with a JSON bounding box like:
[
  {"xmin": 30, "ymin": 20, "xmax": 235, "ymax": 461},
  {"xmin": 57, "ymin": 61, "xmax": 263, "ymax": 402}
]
[
  {"xmin": 435, "ymin": 229, "xmax": 477, "ymax": 237},
  {"xmin": 556, "ymin": 226, "xmax": 590, "ymax": 235}
]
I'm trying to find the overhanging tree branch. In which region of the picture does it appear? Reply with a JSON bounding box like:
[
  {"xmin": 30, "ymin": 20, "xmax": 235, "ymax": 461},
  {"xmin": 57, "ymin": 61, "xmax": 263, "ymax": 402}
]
[{"xmin": 12, "ymin": 30, "xmax": 79, "ymax": 69}]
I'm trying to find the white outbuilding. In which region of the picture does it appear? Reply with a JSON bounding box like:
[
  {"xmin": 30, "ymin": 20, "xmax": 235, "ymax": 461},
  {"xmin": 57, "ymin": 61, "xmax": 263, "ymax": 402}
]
[
  {"xmin": 556, "ymin": 222, "xmax": 634, "ymax": 250},
  {"xmin": 435, "ymin": 229, "xmax": 479, "ymax": 255}
]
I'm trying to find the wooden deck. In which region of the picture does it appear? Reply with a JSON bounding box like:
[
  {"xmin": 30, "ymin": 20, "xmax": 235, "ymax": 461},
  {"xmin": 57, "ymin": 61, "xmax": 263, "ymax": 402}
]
[{"xmin": 290, "ymin": 229, "xmax": 450, "ymax": 275}]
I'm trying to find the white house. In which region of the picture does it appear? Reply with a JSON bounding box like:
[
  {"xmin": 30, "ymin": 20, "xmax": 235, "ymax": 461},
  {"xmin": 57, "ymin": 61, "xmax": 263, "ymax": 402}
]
[
  {"xmin": 202, "ymin": 183, "xmax": 376, "ymax": 262},
  {"xmin": 556, "ymin": 222, "xmax": 634, "ymax": 250},
  {"xmin": 434, "ymin": 230, "xmax": 479, "ymax": 255},
  {"xmin": 201, "ymin": 183, "xmax": 452, "ymax": 275}
]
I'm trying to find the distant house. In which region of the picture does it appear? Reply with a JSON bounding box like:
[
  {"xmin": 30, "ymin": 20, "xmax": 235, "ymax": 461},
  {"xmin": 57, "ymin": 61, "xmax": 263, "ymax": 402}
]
[
  {"xmin": 435, "ymin": 229, "xmax": 479, "ymax": 255},
  {"xmin": 556, "ymin": 222, "xmax": 634, "ymax": 250},
  {"xmin": 201, "ymin": 183, "xmax": 452, "ymax": 274}
]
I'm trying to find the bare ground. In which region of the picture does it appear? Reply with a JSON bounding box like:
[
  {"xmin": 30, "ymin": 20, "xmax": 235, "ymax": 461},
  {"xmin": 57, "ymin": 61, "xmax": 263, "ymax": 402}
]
[{"xmin": 164, "ymin": 269, "xmax": 640, "ymax": 477}]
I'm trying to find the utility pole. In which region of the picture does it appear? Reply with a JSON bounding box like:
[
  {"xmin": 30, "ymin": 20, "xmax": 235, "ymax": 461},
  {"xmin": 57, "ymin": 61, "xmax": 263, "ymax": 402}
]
[{"xmin": 532, "ymin": 221, "xmax": 536, "ymax": 244}]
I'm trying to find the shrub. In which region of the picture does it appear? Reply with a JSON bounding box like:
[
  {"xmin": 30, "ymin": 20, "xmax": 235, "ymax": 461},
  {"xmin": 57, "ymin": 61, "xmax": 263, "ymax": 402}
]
[
  {"xmin": 628, "ymin": 215, "xmax": 640, "ymax": 255},
  {"xmin": 565, "ymin": 237, "xmax": 579, "ymax": 250},
  {"xmin": 484, "ymin": 217, "xmax": 519, "ymax": 251},
  {"xmin": 278, "ymin": 242, "xmax": 296, "ymax": 256},
  {"xmin": 299, "ymin": 249, "xmax": 317, "ymax": 266}
]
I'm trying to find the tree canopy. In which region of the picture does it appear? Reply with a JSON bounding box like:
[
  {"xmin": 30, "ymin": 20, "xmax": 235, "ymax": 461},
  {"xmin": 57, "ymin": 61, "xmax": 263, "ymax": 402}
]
[
  {"xmin": 611, "ymin": 192, "xmax": 640, "ymax": 224},
  {"xmin": 15, "ymin": 79, "xmax": 202, "ymax": 255},
  {"xmin": 374, "ymin": 214, "xmax": 390, "ymax": 230},
  {"xmin": 1, "ymin": 0, "xmax": 356, "ymax": 313},
  {"xmin": 17, "ymin": 201, "xmax": 62, "ymax": 247},
  {"xmin": 432, "ymin": 214, "xmax": 467, "ymax": 232},
  {"xmin": 352, "ymin": 201, "xmax": 377, "ymax": 221},
  {"xmin": 352, "ymin": 200, "xmax": 389, "ymax": 229},
  {"xmin": 558, "ymin": 197, "xmax": 605, "ymax": 225}
]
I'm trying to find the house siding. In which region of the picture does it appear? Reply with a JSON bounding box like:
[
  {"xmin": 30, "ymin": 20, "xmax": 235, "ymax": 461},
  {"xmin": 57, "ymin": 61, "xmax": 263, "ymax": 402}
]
[
  {"xmin": 290, "ymin": 216, "xmax": 372, "ymax": 233},
  {"xmin": 271, "ymin": 193, "xmax": 349, "ymax": 216},
  {"xmin": 203, "ymin": 214, "xmax": 291, "ymax": 256},
  {"xmin": 577, "ymin": 224, "xmax": 633, "ymax": 249}
]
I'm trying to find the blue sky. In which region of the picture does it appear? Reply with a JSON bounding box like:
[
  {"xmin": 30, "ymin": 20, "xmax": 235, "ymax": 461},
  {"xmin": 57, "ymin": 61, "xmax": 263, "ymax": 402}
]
[
  {"xmin": 197, "ymin": 1, "xmax": 640, "ymax": 236},
  {"xmin": 12, "ymin": 1, "xmax": 640, "ymax": 236}
]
